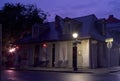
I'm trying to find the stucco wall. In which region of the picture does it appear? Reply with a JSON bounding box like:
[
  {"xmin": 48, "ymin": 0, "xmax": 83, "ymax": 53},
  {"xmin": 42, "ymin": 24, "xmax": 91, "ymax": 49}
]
[
  {"xmin": 110, "ymin": 45, "xmax": 120, "ymax": 66},
  {"xmin": 81, "ymin": 39, "xmax": 90, "ymax": 68},
  {"xmin": 67, "ymin": 41, "xmax": 73, "ymax": 68},
  {"xmin": 54, "ymin": 41, "xmax": 72, "ymax": 68},
  {"xmin": 77, "ymin": 43, "xmax": 83, "ymax": 68},
  {"xmin": 17, "ymin": 39, "xmax": 91, "ymax": 68}
]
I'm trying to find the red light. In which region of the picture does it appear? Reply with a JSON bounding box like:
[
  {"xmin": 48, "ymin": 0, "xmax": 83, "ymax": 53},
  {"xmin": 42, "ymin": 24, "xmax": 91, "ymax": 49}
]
[
  {"xmin": 43, "ymin": 43, "xmax": 47, "ymax": 48},
  {"xmin": 16, "ymin": 46, "xmax": 19, "ymax": 49}
]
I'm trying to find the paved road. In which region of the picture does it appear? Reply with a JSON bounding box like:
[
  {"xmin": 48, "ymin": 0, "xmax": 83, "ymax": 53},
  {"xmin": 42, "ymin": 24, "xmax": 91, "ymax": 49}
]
[{"xmin": 1, "ymin": 70, "xmax": 120, "ymax": 81}]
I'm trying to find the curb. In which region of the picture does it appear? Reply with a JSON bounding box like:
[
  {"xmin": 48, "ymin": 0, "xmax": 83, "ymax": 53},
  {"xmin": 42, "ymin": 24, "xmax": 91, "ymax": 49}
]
[
  {"xmin": 109, "ymin": 70, "xmax": 120, "ymax": 73},
  {"xmin": 3, "ymin": 68, "xmax": 93, "ymax": 74},
  {"xmin": 2, "ymin": 67, "xmax": 120, "ymax": 74}
]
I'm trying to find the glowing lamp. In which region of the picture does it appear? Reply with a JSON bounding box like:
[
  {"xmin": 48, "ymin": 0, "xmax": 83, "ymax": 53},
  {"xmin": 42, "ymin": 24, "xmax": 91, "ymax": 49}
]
[
  {"xmin": 43, "ymin": 43, "xmax": 47, "ymax": 48},
  {"xmin": 9, "ymin": 48, "xmax": 16, "ymax": 53},
  {"xmin": 72, "ymin": 33, "xmax": 78, "ymax": 39}
]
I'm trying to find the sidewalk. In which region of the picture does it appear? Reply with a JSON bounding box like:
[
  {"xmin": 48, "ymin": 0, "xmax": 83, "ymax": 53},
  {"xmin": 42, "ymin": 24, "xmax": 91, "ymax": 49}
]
[{"xmin": 7, "ymin": 66, "xmax": 120, "ymax": 74}]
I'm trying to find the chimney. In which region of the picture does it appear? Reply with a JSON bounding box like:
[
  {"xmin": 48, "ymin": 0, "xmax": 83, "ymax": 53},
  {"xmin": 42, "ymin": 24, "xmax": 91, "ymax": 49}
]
[{"xmin": 109, "ymin": 15, "xmax": 114, "ymax": 18}]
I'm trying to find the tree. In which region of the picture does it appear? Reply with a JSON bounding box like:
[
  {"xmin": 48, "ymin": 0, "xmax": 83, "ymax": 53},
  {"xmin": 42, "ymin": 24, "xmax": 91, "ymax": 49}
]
[{"xmin": 0, "ymin": 3, "xmax": 48, "ymax": 52}]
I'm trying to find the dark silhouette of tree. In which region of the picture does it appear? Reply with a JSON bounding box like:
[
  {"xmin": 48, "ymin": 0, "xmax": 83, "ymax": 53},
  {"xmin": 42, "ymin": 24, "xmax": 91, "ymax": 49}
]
[{"xmin": 0, "ymin": 3, "xmax": 48, "ymax": 52}]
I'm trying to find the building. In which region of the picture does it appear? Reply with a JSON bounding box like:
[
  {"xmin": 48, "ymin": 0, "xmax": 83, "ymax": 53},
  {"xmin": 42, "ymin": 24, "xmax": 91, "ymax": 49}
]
[
  {"xmin": 0, "ymin": 24, "xmax": 2, "ymax": 66},
  {"xmin": 15, "ymin": 14, "xmax": 120, "ymax": 69},
  {"xmin": 106, "ymin": 15, "xmax": 120, "ymax": 66}
]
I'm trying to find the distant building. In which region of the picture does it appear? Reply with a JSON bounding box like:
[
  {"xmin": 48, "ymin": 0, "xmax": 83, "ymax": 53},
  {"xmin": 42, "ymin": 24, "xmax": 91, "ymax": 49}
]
[
  {"xmin": 106, "ymin": 15, "xmax": 120, "ymax": 66},
  {"xmin": 15, "ymin": 14, "xmax": 120, "ymax": 69}
]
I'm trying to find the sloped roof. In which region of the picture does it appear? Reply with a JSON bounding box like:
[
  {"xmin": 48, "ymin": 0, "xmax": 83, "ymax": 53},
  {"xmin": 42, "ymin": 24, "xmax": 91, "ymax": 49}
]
[
  {"xmin": 106, "ymin": 15, "xmax": 120, "ymax": 23},
  {"xmin": 16, "ymin": 14, "xmax": 107, "ymax": 44},
  {"xmin": 74, "ymin": 14, "xmax": 97, "ymax": 38},
  {"xmin": 16, "ymin": 22, "xmax": 60, "ymax": 44},
  {"xmin": 106, "ymin": 15, "xmax": 120, "ymax": 43}
]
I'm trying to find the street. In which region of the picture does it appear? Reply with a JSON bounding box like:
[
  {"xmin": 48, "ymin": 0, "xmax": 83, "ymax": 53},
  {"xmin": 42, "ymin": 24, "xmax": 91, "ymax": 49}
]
[{"xmin": 1, "ymin": 70, "xmax": 120, "ymax": 81}]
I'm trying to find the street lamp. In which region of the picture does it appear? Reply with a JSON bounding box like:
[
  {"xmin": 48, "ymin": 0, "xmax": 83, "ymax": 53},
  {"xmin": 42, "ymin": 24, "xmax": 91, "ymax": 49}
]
[
  {"xmin": 9, "ymin": 48, "xmax": 16, "ymax": 53},
  {"xmin": 105, "ymin": 38, "xmax": 113, "ymax": 67},
  {"xmin": 8, "ymin": 45, "xmax": 19, "ymax": 54},
  {"xmin": 72, "ymin": 32, "xmax": 78, "ymax": 71},
  {"xmin": 72, "ymin": 33, "xmax": 78, "ymax": 39}
]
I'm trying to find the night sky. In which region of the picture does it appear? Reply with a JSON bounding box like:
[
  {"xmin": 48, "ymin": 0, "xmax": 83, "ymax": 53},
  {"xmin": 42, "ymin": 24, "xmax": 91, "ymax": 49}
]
[{"xmin": 0, "ymin": 0, "xmax": 120, "ymax": 21}]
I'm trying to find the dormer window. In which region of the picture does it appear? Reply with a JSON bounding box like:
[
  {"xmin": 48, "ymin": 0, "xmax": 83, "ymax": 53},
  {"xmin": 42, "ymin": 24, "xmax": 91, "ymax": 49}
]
[
  {"xmin": 95, "ymin": 19, "xmax": 106, "ymax": 36},
  {"xmin": 32, "ymin": 23, "xmax": 40, "ymax": 38},
  {"xmin": 55, "ymin": 16, "xmax": 81, "ymax": 39},
  {"xmin": 63, "ymin": 18, "xmax": 81, "ymax": 35}
]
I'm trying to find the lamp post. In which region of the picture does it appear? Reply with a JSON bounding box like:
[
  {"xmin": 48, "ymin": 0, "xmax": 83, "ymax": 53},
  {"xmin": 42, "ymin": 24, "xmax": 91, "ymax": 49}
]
[
  {"xmin": 72, "ymin": 33, "xmax": 78, "ymax": 71},
  {"xmin": 105, "ymin": 38, "xmax": 113, "ymax": 67}
]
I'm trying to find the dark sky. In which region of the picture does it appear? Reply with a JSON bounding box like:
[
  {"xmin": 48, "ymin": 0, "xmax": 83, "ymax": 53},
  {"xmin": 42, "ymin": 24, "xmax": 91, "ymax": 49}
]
[{"xmin": 0, "ymin": 0, "xmax": 120, "ymax": 21}]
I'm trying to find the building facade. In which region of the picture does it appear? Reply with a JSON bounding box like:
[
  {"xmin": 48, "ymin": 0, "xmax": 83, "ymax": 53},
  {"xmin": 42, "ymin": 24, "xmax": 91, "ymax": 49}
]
[
  {"xmin": 15, "ymin": 14, "xmax": 120, "ymax": 69},
  {"xmin": 106, "ymin": 15, "xmax": 120, "ymax": 67},
  {"xmin": 0, "ymin": 24, "xmax": 2, "ymax": 66}
]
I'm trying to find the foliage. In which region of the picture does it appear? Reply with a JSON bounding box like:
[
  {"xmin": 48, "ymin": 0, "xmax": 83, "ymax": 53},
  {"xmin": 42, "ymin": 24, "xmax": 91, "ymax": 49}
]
[{"xmin": 0, "ymin": 3, "xmax": 48, "ymax": 52}]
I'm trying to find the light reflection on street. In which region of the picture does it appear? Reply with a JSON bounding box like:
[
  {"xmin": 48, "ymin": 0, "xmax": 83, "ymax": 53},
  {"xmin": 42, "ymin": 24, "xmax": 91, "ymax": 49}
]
[
  {"xmin": 7, "ymin": 70, "xmax": 14, "ymax": 73},
  {"xmin": 61, "ymin": 73, "xmax": 95, "ymax": 81},
  {"xmin": 5, "ymin": 70, "xmax": 19, "ymax": 81}
]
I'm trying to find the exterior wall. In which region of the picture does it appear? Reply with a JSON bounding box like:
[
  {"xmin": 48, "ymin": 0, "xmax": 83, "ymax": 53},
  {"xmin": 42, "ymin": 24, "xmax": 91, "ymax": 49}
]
[
  {"xmin": 18, "ymin": 43, "xmax": 54, "ymax": 67},
  {"xmin": 17, "ymin": 39, "xmax": 112, "ymax": 69},
  {"xmin": 54, "ymin": 41, "xmax": 72, "ymax": 68},
  {"xmin": 80, "ymin": 39, "xmax": 90, "ymax": 68},
  {"xmin": 67, "ymin": 41, "xmax": 73, "ymax": 68},
  {"xmin": 90, "ymin": 39, "xmax": 108, "ymax": 68},
  {"xmin": 47, "ymin": 40, "xmax": 90, "ymax": 68},
  {"xmin": 17, "ymin": 39, "xmax": 90, "ymax": 68},
  {"xmin": 17, "ymin": 45, "xmax": 34, "ymax": 67},
  {"xmin": 54, "ymin": 42, "xmax": 60, "ymax": 67},
  {"xmin": 110, "ymin": 44, "xmax": 120, "ymax": 66},
  {"xmin": 106, "ymin": 22, "xmax": 120, "ymax": 67},
  {"xmin": 89, "ymin": 39, "xmax": 98, "ymax": 68},
  {"xmin": 18, "ymin": 42, "xmax": 70, "ymax": 68},
  {"xmin": 99, "ymin": 42, "xmax": 107, "ymax": 67},
  {"xmin": 89, "ymin": 39, "xmax": 120, "ymax": 68},
  {"xmin": 77, "ymin": 43, "xmax": 83, "ymax": 68},
  {"xmin": 27, "ymin": 45, "xmax": 34, "ymax": 66},
  {"xmin": 46, "ymin": 43, "xmax": 52, "ymax": 67},
  {"xmin": 52, "ymin": 40, "xmax": 90, "ymax": 68}
]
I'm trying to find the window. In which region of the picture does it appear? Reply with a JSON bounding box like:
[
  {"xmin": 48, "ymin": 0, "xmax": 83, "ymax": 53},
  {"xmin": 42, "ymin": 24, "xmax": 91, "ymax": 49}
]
[
  {"xmin": 63, "ymin": 20, "xmax": 80, "ymax": 35},
  {"xmin": 95, "ymin": 20, "xmax": 106, "ymax": 36}
]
